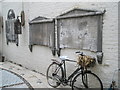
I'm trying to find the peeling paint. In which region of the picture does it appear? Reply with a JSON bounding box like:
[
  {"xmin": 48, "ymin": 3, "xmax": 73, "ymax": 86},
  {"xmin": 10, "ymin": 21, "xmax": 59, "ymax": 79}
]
[{"xmin": 58, "ymin": 15, "xmax": 101, "ymax": 52}]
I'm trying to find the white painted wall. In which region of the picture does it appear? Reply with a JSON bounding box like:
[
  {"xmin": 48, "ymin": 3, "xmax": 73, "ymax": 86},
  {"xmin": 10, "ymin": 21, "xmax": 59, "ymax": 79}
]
[
  {"xmin": 0, "ymin": 2, "xmax": 2, "ymax": 56},
  {"xmin": 1, "ymin": 1, "xmax": 119, "ymax": 87},
  {"xmin": 118, "ymin": 2, "xmax": 120, "ymax": 88}
]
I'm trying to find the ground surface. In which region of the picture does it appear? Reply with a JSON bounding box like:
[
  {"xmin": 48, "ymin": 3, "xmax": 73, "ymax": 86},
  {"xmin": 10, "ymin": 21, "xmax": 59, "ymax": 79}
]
[
  {"xmin": 0, "ymin": 61, "xmax": 70, "ymax": 89},
  {"xmin": 0, "ymin": 68, "xmax": 32, "ymax": 89},
  {"xmin": 0, "ymin": 61, "xmax": 51, "ymax": 89}
]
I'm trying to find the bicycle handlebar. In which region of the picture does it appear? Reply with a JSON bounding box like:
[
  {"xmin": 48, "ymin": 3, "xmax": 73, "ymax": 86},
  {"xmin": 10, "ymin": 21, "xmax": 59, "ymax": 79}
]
[
  {"xmin": 75, "ymin": 51, "xmax": 84, "ymax": 56},
  {"xmin": 75, "ymin": 51, "xmax": 81, "ymax": 53}
]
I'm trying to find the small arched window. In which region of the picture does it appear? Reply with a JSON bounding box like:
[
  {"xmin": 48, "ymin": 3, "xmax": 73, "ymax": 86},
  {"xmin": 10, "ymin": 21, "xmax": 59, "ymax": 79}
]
[{"xmin": 7, "ymin": 9, "xmax": 15, "ymax": 19}]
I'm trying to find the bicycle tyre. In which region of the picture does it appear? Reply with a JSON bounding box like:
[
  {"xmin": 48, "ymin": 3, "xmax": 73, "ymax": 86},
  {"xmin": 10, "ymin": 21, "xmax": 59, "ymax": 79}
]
[
  {"xmin": 72, "ymin": 71, "xmax": 103, "ymax": 90},
  {"xmin": 46, "ymin": 62, "xmax": 64, "ymax": 88}
]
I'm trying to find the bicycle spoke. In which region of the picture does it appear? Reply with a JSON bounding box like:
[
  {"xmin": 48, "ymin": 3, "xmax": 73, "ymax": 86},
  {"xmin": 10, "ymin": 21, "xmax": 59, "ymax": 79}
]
[
  {"xmin": 82, "ymin": 72, "xmax": 103, "ymax": 90},
  {"xmin": 72, "ymin": 74, "xmax": 86, "ymax": 90},
  {"xmin": 46, "ymin": 63, "xmax": 63, "ymax": 88},
  {"xmin": 72, "ymin": 72, "xmax": 103, "ymax": 90}
]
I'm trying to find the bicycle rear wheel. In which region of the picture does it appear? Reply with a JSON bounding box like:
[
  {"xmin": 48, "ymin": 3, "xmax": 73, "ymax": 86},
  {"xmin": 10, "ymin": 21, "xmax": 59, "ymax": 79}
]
[
  {"xmin": 72, "ymin": 72, "xmax": 103, "ymax": 90},
  {"xmin": 46, "ymin": 62, "xmax": 63, "ymax": 88}
]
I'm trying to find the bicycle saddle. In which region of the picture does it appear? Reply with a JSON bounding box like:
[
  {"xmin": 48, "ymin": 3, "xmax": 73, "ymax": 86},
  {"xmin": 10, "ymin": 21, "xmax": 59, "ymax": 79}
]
[{"xmin": 59, "ymin": 56, "xmax": 70, "ymax": 61}]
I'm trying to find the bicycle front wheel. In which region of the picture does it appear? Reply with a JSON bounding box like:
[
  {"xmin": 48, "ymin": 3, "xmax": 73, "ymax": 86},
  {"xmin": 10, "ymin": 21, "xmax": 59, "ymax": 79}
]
[
  {"xmin": 46, "ymin": 62, "xmax": 63, "ymax": 88},
  {"xmin": 72, "ymin": 72, "xmax": 103, "ymax": 90}
]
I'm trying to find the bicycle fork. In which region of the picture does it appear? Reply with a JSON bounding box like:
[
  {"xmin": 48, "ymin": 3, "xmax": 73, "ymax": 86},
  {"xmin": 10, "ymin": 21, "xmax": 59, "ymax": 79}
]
[{"xmin": 81, "ymin": 68, "xmax": 89, "ymax": 88}]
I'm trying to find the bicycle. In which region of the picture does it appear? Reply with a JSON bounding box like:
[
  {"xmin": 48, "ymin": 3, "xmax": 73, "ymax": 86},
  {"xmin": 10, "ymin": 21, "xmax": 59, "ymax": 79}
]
[
  {"xmin": 108, "ymin": 69, "xmax": 120, "ymax": 90},
  {"xmin": 46, "ymin": 51, "xmax": 103, "ymax": 90}
]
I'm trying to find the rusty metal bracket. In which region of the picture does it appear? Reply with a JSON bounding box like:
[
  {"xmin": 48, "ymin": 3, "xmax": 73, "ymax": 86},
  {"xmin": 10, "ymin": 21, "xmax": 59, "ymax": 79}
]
[
  {"xmin": 29, "ymin": 45, "xmax": 33, "ymax": 52},
  {"xmin": 57, "ymin": 48, "xmax": 61, "ymax": 57},
  {"xmin": 21, "ymin": 11, "xmax": 25, "ymax": 26},
  {"xmin": 6, "ymin": 39, "xmax": 9, "ymax": 45},
  {"xmin": 97, "ymin": 52, "xmax": 103, "ymax": 64},
  {"xmin": 51, "ymin": 47, "xmax": 56, "ymax": 56},
  {"xmin": 16, "ymin": 39, "xmax": 18, "ymax": 46}
]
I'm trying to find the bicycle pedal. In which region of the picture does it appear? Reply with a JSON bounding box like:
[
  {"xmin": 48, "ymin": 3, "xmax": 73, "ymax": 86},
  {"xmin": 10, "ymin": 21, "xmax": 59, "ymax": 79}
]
[
  {"xmin": 56, "ymin": 82, "xmax": 60, "ymax": 85},
  {"xmin": 62, "ymin": 80, "xmax": 68, "ymax": 86},
  {"xmin": 54, "ymin": 75, "xmax": 62, "ymax": 82},
  {"xmin": 62, "ymin": 82, "xmax": 68, "ymax": 86}
]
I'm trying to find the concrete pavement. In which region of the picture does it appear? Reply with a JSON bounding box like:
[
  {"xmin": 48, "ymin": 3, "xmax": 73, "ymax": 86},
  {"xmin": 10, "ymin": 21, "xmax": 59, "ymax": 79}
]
[
  {"xmin": 0, "ymin": 61, "xmax": 52, "ymax": 89},
  {"xmin": 0, "ymin": 61, "xmax": 71, "ymax": 89}
]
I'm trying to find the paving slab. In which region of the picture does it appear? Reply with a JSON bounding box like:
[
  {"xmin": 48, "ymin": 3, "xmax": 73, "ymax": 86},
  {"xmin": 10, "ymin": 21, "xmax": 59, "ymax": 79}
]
[
  {"xmin": 0, "ymin": 62, "xmax": 50, "ymax": 88},
  {"xmin": 0, "ymin": 68, "xmax": 33, "ymax": 89},
  {"xmin": 1, "ymin": 69, "xmax": 24, "ymax": 87},
  {"xmin": 5, "ymin": 84, "xmax": 29, "ymax": 88}
]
